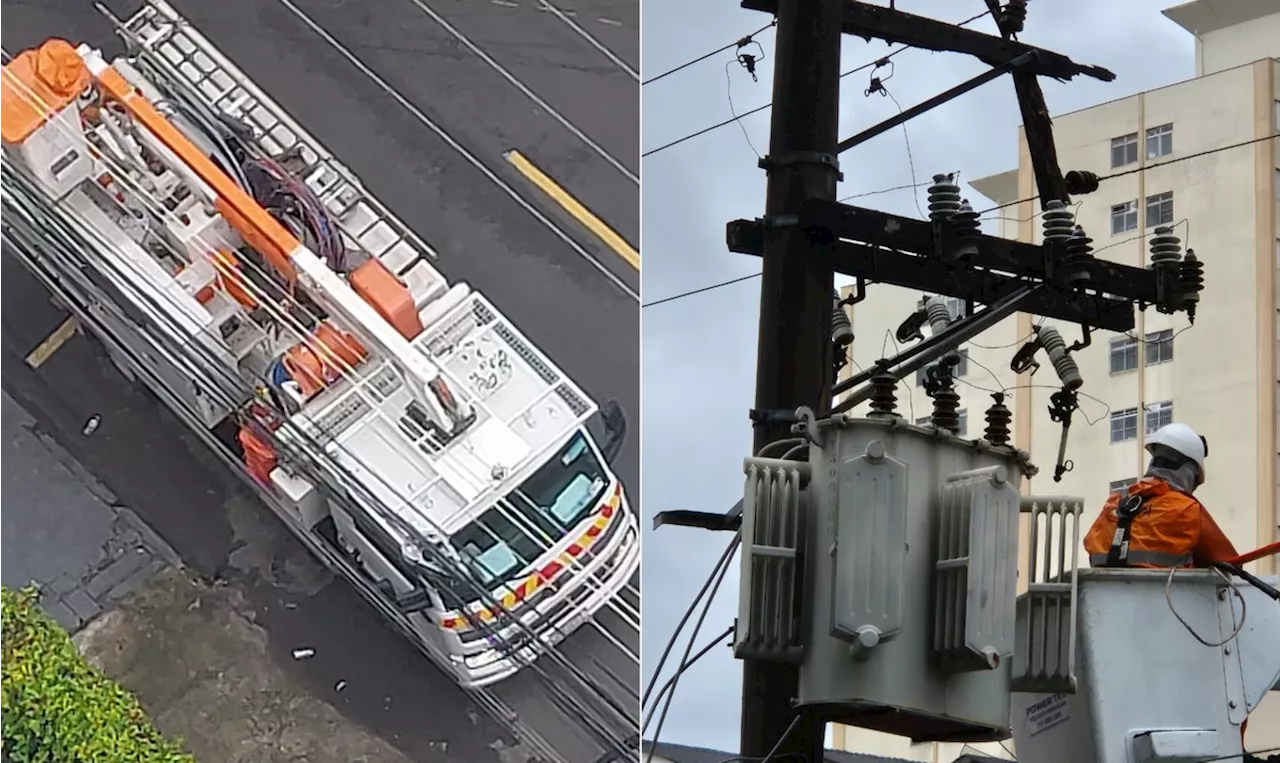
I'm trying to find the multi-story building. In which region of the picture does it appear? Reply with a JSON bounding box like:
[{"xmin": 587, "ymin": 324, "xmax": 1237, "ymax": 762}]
[{"xmin": 833, "ymin": 0, "xmax": 1279, "ymax": 760}]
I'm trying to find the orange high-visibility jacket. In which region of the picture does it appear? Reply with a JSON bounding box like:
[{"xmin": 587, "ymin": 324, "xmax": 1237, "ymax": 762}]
[{"xmin": 1083, "ymin": 477, "xmax": 1239, "ymax": 569}]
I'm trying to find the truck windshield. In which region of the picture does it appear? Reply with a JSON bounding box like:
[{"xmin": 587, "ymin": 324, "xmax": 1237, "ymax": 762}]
[{"xmin": 449, "ymin": 430, "xmax": 609, "ymax": 588}]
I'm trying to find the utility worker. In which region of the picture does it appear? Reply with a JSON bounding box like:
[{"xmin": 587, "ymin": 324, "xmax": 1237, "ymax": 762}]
[
  {"xmin": 1084, "ymin": 422, "xmax": 1253, "ymax": 746},
  {"xmin": 1084, "ymin": 422, "xmax": 1239, "ymax": 569}
]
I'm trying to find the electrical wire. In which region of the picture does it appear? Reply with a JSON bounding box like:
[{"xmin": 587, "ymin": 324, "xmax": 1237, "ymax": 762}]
[
  {"xmin": 846, "ymin": 354, "xmax": 916, "ymax": 421},
  {"xmin": 977, "ymin": 133, "xmax": 1280, "ymax": 216},
  {"xmin": 642, "ymin": 20, "xmax": 776, "ymax": 86},
  {"xmin": 641, "ymin": 534, "xmax": 740, "ymax": 709},
  {"xmin": 1197, "ymin": 747, "xmax": 1280, "ymax": 763},
  {"xmin": 952, "ymin": 375, "xmax": 1111, "ymax": 427},
  {"xmin": 726, "ymin": 59, "xmax": 762, "ymax": 158},
  {"xmin": 1164, "ymin": 564, "xmax": 1246, "ymax": 648},
  {"xmin": 882, "ymin": 87, "xmax": 925, "ymax": 219},
  {"xmin": 756, "ymin": 437, "xmax": 805, "ymax": 458},
  {"xmin": 642, "ymin": 9, "xmax": 993, "ymax": 158},
  {"xmin": 644, "ymin": 534, "xmax": 741, "ymax": 763},
  {"xmin": 758, "ymin": 714, "xmax": 803, "ymax": 763},
  {"xmin": 876, "ymin": 332, "xmax": 916, "ymax": 422},
  {"xmin": 641, "ymin": 625, "xmax": 733, "ymax": 733},
  {"xmin": 642, "ymin": 272, "xmax": 761, "ymax": 308},
  {"xmin": 837, "ymin": 179, "xmax": 931, "ymax": 203}
]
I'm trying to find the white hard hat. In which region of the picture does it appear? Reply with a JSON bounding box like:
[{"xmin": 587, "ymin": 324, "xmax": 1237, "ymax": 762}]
[{"xmin": 1145, "ymin": 422, "xmax": 1207, "ymax": 475}]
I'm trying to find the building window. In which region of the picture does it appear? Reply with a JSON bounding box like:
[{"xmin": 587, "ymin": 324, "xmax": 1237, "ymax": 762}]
[
  {"xmin": 1111, "ymin": 132, "xmax": 1138, "ymax": 168},
  {"xmin": 916, "ymin": 349, "xmax": 969, "ymax": 386},
  {"xmin": 1111, "ymin": 407, "xmax": 1139, "ymax": 443},
  {"xmin": 1111, "ymin": 200, "xmax": 1138, "ymax": 235},
  {"xmin": 1110, "ymin": 336, "xmax": 1138, "ymax": 374},
  {"xmin": 1109, "ymin": 477, "xmax": 1138, "ymax": 495},
  {"xmin": 1145, "ymin": 191, "xmax": 1174, "ymax": 227},
  {"xmin": 1146, "ymin": 123, "xmax": 1173, "ymax": 159},
  {"xmin": 1145, "ymin": 329, "xmax": 1174, "ymax": 365},
  {"xmin": 1145, "ymin": 401, "xmax": 1173, "ymax": 434}
]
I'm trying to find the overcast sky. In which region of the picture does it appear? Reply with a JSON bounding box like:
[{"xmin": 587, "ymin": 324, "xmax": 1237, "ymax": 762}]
[{"xmin": 639, "ymin": 0, "xmax": 1197, "ymax": 752}]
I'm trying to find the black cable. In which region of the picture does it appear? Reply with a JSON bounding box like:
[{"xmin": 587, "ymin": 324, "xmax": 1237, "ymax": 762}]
[
  {"xmin": 726, "ymin": 59, "xmax": 762, "ymax": 158},
  {"xmin": 645, "ymin": 535, "xmax": 740, "ymax": 763},
  {"xmin": 759, "ymin": 714, "xmax": 802, "ymax": 763},
  {"xmin": 642, "ymin": 9, "xmax": 992, "ymax": 158},
  {"xmin": 640, "ymin": 535, "xmax": 740, "ymax": 708},
  {"xmin": 643, "ymin": 20, "xmax": 776, "ymax": 86},
  {"xmin": 1200, "ymin": 747, "xmax": 1280, "ymax": 763},
  {"xmin": 641, "ymin": 625, "xmax": 733, "ymax": 733},
  {"xmin": 837, "ymin": 179, "xmax": 931, "ymax": 203},
  {"xmin": 977, "ymin": 133, "xmax": 1280, "ymax": 215},
  {"xmin": 882, "ymin": 87, "xmax": 925, "ymax": 219},
  {"xmin": 642, "ymin": 272, "xmax": 761, "ymax": 308}
]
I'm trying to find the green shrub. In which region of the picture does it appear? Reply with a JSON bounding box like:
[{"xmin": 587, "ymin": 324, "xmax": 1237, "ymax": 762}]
[{"xmin": 1, "ymin": 585, "xmax": 195, "ymax": 763}]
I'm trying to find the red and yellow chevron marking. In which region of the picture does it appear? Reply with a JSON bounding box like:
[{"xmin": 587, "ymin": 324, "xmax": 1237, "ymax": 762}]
[{"xmin": 439, "ymin": 483, "xmax": 624, "ymax": 632}]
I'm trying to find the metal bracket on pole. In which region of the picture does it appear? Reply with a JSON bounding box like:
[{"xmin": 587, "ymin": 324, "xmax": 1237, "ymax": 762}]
[
  {"xmin": 837, "ymin": 52, "xmax": 1034, "ymax": 153},
  {"xmin": 653, "ymin": 499, "xmax": 744, "ymax": 532},
  {"xmin": 741, "ymin": 0, "xmax": 1115, "ymax": 83},
  {"xmin": 759, "ymin": 151, "xmax": 843, "ymax": 181}
]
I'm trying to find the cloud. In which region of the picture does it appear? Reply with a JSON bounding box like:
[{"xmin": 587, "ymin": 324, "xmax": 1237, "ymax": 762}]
[{"xmin": 640, "ymin": 0, "xmax": 1194, "ymax": 752}]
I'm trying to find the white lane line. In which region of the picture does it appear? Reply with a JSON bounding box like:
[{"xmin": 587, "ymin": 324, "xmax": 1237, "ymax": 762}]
[
  {"xmin": 399, "ymin": 0, "xmax": 639, "ymax": 186},
  {"xmin": 272, "ymin": 0, "xmax": 639, "ymax": 302},
  {"xmin": 535, "ymin": 1, "xmax": 638, "ymax": 81}
]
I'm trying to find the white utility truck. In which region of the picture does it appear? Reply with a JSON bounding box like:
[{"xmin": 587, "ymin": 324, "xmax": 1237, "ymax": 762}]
[{"xmin": 0, "ymin": 0, "xmax": 638, "ymax": 691}]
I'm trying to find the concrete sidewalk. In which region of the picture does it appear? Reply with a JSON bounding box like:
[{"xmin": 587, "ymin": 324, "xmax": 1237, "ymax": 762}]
[
  {"xmin": 0, "ymin": 390, "xmax": 416, "ymax": 762},
  {"xmin": 2, "ymin": 390, "xmax": 178, "ymax": 631},
  {"xmin": 75, "ymin": 568, "xmax": 418, "ymax": 763}
]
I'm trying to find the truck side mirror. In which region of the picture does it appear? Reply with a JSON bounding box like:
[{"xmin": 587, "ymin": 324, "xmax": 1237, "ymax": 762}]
[
  {"xmin": 599, "ymin": 399, "xmax": 627, "ymax": 464},
  {"xmin": 377, "ymin": 579, "xmax": 433, "ymax": 615}
]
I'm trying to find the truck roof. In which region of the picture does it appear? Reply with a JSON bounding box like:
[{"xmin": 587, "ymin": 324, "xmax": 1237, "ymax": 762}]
[
  {"xmin": 295, "ymin": 288, "xmax": 596, "ymax": 538},
  {"xmin": 92, "ymin": 1, "xmax": 601, "ymax": 538}
]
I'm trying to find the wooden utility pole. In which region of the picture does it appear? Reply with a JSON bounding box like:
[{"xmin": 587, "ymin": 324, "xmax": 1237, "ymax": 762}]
[{"xmin": 744, "ymin": 1, "xmax": 843, "ymax": 760}]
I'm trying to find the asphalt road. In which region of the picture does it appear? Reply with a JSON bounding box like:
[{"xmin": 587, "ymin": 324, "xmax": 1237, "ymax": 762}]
[{"xmin": 2, "ymin": 1, "xmax": 638, "ymax": 761}]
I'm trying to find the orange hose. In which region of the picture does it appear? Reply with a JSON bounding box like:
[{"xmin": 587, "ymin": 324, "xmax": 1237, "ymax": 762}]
[
  {"xmin": 1224, "ymin": 541, "xmax": 1280, "ymax": 567},
  {"xmin": 281, "ymin": 321, "xmax": 368, "ymax": 400}
]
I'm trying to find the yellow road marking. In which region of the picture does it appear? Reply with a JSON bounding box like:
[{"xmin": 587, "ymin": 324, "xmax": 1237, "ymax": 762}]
[
  {"xmin": 503, "ymin": 150, "xmax": 639, "ymax": 270},
  {"xmin": 25, "ymin": 316, "xmax": 80, "ymax": 369}
]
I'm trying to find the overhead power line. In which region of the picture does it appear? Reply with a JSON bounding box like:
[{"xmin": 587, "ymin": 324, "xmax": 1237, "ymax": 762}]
[
  {"xmin": 641, "ymin": 10, "xmax": 992, "ymax": 159},
  {"xmin": 977, "ymin": 133, "xmax": 1280, "ymax": 214},
  {"xmin": 647, "ymin": 133, "xmax": 1276, "ymax": 309},
  {"xmin": 642, "ymin": 272, "xmax": 761, "ymax": 308},
  {"xmin": 643, "ymin": 20, "xmax": 777, "ymax": 86}
]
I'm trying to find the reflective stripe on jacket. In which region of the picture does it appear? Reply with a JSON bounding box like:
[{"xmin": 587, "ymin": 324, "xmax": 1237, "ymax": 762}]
[{"xmin": 1083, "ymin": 477, "xmax": 1239, "ymax": 569}]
